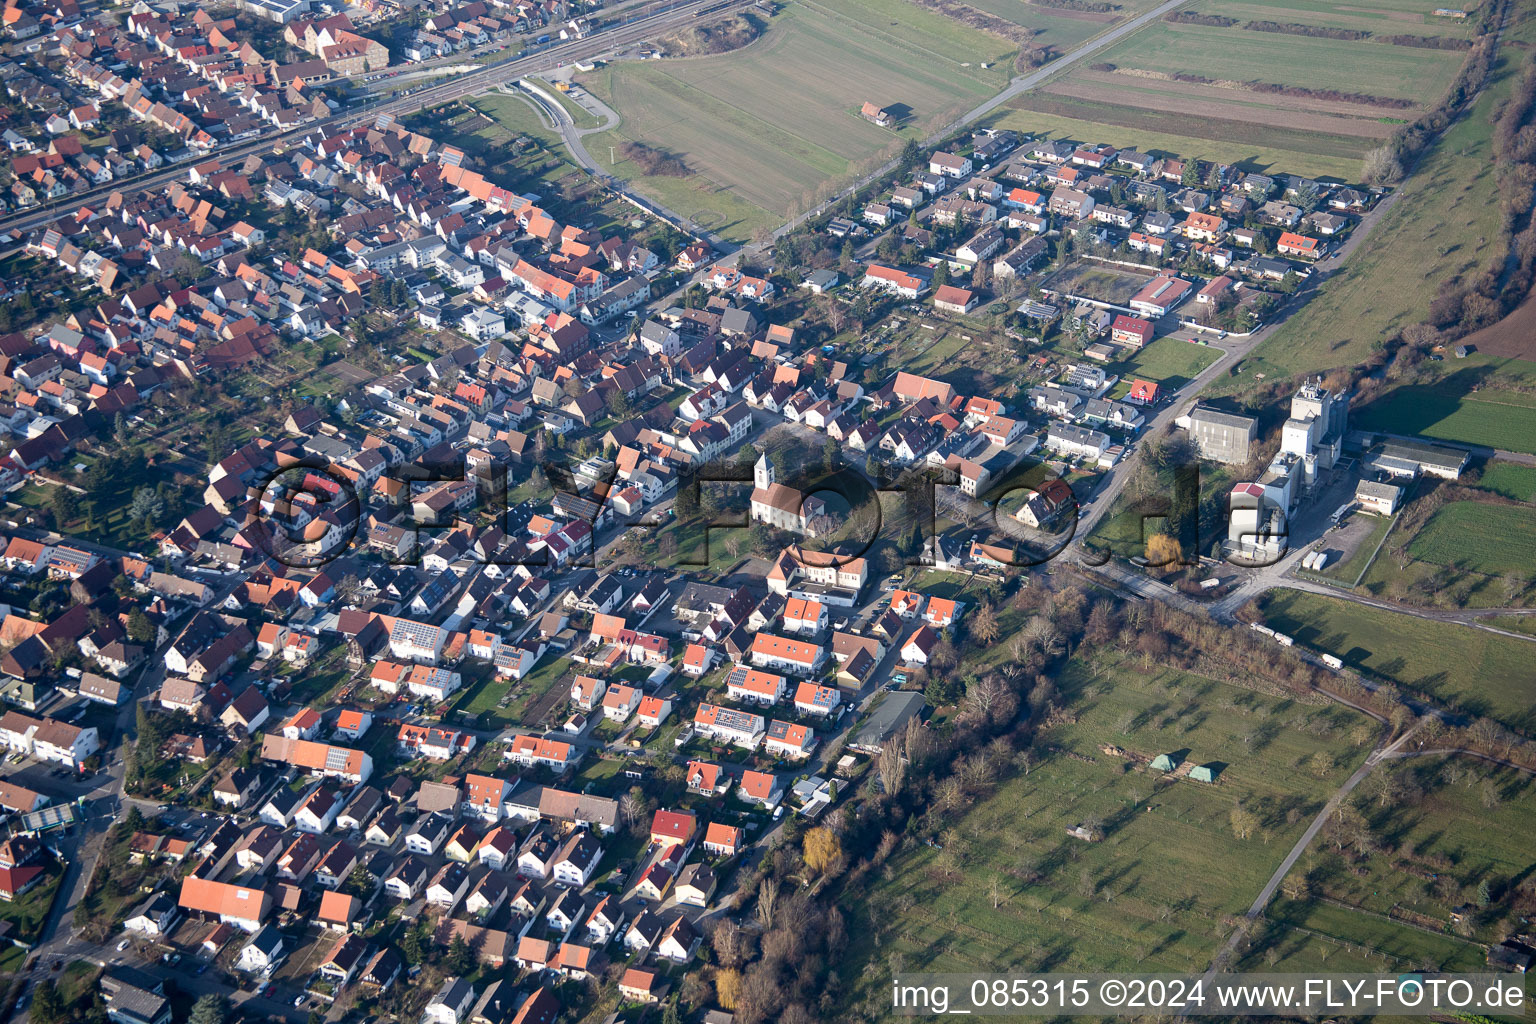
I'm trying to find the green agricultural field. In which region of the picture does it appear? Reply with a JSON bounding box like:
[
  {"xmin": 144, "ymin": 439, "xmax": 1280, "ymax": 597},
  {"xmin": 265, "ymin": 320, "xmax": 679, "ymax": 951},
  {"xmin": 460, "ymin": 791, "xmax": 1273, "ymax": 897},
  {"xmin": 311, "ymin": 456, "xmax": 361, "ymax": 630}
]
[
  {"xmin": 990, "ymin": 98, "xmax": 1370, "ymax": 178},
  {"xmin": 577, "ymin": 0, "xmax": 1014, "ymax": 241},
  {"xmin": 1356, "ymin": 503, "xmax": 1532, "ymax": 610},
  {"xmin": 1189, "ymin": 0, "xmax": 1481, "ymax": 38},
  {"xmin": 1258, "ymin": 591, "xmax": 1536, "ymax": 730},
  {"xmin": 1353, "ymin": 383, "xmax": 1536, "ymax": 455},
  {"xmin": 963, "ymin": 0, "xmax": 1165, "ymax": 52},
  {"xmin": 1474, "ymin": 462, "xmax": 1536, "ymax": 501},
  {"xmin": 1212, "ymin": 57, "xmax": 1515, "ymax": 391},
  {"xmin": 1093, "ymin": 21, "xmax": 1465, "ymax": 100},
  {"xmin": 838, "ymin": 653, "xmax": 1370, "ymax": 1003},
  {"xmin": 1408, "ymin": 501, "xmax": 1536, "ymax": 576}
]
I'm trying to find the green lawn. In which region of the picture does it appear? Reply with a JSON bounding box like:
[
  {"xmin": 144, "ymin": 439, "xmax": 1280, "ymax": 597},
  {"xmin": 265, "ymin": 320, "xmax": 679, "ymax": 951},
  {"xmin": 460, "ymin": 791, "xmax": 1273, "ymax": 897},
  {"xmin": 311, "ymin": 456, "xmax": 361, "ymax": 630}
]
[
  {"xmin": 280, "ymin": 648, "xmax": 354, "ymax": 707},
  {"xmin": 576, "ymin": 0, "xmax": 1015, "ymax": 240},
  {"xmin": 1353, "ymin": 382, "xmax": 1536, "ymax": 455},
  {"xmin": 469, "ymin": 93, "xmax": 571, "ymax": 153},
  {"xmin": 538, "ymin": 84, "xmax": 604, "ymax": 130},
  {"xmin": 906, "ymin": 329, "xmax": 974, "ymax": 376},
  {"xmin": 0, "ymin": 862, "xmax": 63, "ymax": 943},
  {"xmin": 1210, "ymin": 54, "xmax": 1515, "ymax": 391},
  {"xmin": 453, "ymin": 654, "xmax": 571, "ymax": 729},
  {"xmin": 1111, "ymin": 336, "xmax": 1221, "ymax": 390},
  {"xmin": 1407, "ymin": 501, "xmax": 1536, "ymax": 576},
  {"xmin": 839, "ymin": 652, "xmax": 1370, "ymax": 1007},
  {"xmin": 1258, "ymin": 590, "xmax": 1536, "ymax": 731},
  {"xmin": 1473, "ymin": 462, "xmax": 1536, "ymax": 501}
]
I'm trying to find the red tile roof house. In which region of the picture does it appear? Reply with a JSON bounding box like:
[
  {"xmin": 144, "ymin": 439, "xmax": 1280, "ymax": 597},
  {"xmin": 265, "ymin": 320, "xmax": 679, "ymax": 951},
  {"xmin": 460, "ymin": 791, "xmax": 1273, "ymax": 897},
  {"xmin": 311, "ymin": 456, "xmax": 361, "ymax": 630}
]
[
  {"xmin": 649, "ymin": 809, "xmax": 697, "ymax": 850},
  {"xmin": 860, "ymin": 263, "xmax": 929, "ymax": 299},
  {"xmin": 765, "ymin": 720, "xmax": 817, "ymax": 760},
  {"xmin": 702, "ymin": 821, "xmax": 743, "ymax": 857},
  {"xmin": 1110, "ymin": 315, "xmax": 1154, "ymax": 349},
  {"xmin": 932, "ymin": 285, "xmax": 977, "ymax": 314},
  {"xmin": 1196, "ymin": 275, "xmax": 1236, "ymax": 305},
  {"xmin": 0, "ymin": 862, "xmax": 45, "ymax": 901},
  {"xmin": 1276, "ymin": 232, "xmax": 1322, "ymax": 259}
]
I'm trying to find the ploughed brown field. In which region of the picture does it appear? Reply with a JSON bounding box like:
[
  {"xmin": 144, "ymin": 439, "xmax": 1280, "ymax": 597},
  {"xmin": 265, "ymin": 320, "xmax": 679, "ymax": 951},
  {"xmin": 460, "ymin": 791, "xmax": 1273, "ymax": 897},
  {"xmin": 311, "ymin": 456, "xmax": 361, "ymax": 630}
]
[
  {"xmin": 1069, "ymin": 68, "xmax": 1413, "ymax": 122},
  {"xmin": 1457, "ymin": 290, "xmax": 1536, "ymax": 360},
  {"xmin": 1043, "ymin": 76, "xmax": 1402, "ymax": 137}
]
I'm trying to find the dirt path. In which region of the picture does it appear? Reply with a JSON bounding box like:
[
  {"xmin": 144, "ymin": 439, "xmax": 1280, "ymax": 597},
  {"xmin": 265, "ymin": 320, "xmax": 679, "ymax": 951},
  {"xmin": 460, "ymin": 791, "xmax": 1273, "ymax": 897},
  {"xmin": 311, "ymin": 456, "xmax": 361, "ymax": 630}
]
[{"xmin": 1204, "ymin": 725, "xmax": 1419, "ymax": 974}]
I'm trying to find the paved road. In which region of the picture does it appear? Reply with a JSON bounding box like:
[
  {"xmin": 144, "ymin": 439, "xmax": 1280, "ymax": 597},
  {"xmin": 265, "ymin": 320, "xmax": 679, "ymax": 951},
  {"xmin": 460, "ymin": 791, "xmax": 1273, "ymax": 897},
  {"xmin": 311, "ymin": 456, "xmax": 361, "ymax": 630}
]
[
  {"xmin": 690, "ymin": 0, "xmax": 1201, "ymax": 265},
  {"xmin": 956, "ymin": 0, "xmax": 1193, "ymax": 126},
  {"xmin": 0, "ymin": 0, "xmax": 736, "ymax": 239},
  {"xmin": 1072, "ymin": 190, "xmax": 1406, "ymax": 547}
]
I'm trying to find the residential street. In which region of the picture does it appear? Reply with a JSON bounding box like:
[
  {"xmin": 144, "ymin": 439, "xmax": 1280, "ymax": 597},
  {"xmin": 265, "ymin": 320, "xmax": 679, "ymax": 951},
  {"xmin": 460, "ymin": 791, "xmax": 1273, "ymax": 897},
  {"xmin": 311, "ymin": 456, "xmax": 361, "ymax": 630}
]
[{"xmin": 1072, "ymin": 186, "xmax": 1406, "ymax": 548}]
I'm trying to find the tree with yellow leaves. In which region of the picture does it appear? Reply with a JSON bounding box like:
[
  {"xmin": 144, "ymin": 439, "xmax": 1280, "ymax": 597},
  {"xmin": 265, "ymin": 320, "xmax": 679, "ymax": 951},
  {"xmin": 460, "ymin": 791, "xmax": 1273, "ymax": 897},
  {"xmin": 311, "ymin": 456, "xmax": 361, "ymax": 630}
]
[
  {"xmin": 1145, "ymin": 533, "xmax": 1183, "ymax": 567},
  {"xmin": 714, "ymin": 968, "xmax": 742, "ymax": 1010},
  {"xmin": 803, "ymin": 826, "xmax": 843, "ymax": 876}
]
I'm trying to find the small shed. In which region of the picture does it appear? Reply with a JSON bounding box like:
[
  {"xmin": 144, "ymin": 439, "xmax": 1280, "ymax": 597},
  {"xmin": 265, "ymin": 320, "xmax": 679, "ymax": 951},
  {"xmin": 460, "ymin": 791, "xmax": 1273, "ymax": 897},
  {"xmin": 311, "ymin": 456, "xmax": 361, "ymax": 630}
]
[
  {"xmin": 1150, "ymin": 753, "xmax": 1181, "ymax": 772},
  {"xmin": 1189, "ymin": 763, "xmax": 1221, "ymax": 783}
]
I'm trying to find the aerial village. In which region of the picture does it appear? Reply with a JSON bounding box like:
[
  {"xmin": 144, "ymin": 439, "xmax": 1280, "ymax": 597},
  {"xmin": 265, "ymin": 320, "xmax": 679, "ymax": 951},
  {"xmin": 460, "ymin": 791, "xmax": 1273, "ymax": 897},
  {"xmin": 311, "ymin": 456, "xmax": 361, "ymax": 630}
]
[{"xmin": 0, "ymin": 1, "xmax": 1498, "ymax": 1023}]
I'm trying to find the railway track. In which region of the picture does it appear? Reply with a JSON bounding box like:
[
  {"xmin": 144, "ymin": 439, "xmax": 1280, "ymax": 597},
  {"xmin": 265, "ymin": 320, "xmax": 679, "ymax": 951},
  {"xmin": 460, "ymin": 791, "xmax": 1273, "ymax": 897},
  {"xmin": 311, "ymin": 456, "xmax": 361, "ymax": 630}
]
[{"xmin": 0, "ymin": 0, "xmax": 737, "ymax": 237}]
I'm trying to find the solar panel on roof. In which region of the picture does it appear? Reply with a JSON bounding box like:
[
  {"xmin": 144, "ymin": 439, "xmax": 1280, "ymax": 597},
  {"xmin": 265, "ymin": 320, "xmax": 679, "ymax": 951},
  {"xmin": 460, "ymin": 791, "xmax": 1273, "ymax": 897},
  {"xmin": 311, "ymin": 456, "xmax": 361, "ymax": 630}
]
[{"xmin": 325, "ymin": 748, "xmax": 350, "ymax": 772}]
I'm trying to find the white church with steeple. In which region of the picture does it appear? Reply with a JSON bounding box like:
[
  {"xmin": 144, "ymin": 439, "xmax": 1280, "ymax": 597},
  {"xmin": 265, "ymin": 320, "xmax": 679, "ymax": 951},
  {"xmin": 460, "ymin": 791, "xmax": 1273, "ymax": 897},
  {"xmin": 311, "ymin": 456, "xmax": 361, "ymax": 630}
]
[{"xmin": 749, "ymin": 453, "xmax": 825, "ymax": 535}]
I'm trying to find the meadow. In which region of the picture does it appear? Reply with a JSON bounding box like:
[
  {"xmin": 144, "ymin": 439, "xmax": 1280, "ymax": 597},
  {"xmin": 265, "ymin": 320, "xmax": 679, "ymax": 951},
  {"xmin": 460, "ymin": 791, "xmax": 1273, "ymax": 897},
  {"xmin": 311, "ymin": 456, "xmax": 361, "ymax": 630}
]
[
  {"xmin": 840, "ymin": 652, "xmax": 1370, "ymax": 996},
  {"xmin": 1040, "ymin": 262, "xmax": 1148, "ymax": 304},
  {"xmin": 1089, "ymin": 20, "xmax": 1465, "ymax": 99},
  {"xmin": 1474, "ymin": 462, "xmax": 1536, "ymax": 501},
  {"xmin": 1258, "ymin": 590, "xmax": 1536, "ymax": 730},
  {"xmin": 576, "ymin": 0, "xmax": 1015, "ymax": 240},
  {"xmin": 1353, "ymin": 382, "xmax": 1536, "ymax": 454},
  {"xmin": 1252, "ymin": 752, "xmax": 1536, "ymax": 970},
  {"xmin": 963, "ymin": 0, "xmax": 1165, "ymax": 51},
  {"xmin": 1407, "ymin": 500, "xmax": 1536, "ymax": 576},
  {"xmin": 1210, "ymin": 54, "xmax": 1515, "ymax": 391}
]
